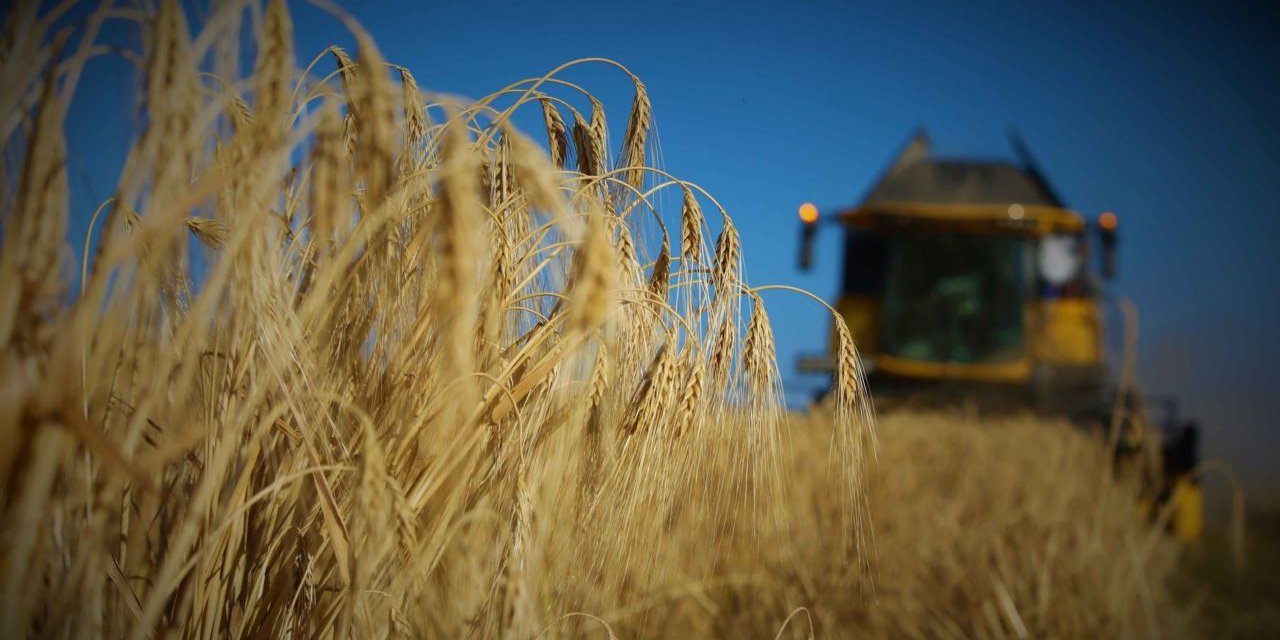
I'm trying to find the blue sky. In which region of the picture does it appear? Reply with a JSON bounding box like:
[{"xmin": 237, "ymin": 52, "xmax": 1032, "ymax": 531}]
[{"xmin": 59, "ymin": 0, "xmax": 1280, "ymax": 501}]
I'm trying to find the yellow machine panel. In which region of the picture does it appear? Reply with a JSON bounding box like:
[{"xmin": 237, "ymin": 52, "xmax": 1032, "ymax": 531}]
[
  {"xmin": 832, "ymin": 295, "xmax": 881, "ymax": 354},
  {"xmin": 1171, "ymin": 477, "xmax": 1204, "ymax": 543},
  {"xmin": 875, "ymin": 353, "xmax": 1032, "ymax": 383},
  {"xmin": 1033, "ymin": 299, "xmax": 1103, "ymax": 366}
]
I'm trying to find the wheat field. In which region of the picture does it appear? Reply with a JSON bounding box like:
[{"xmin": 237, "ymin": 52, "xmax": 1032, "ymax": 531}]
[{"xmin": 0, "ymin": 1, "xmax": 1188, "ymax": 637}]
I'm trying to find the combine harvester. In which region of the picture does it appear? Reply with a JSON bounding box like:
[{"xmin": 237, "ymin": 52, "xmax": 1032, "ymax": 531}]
[{"xmin": 796, "ymin": 131, "xmax": 1203, "ymax": 542}]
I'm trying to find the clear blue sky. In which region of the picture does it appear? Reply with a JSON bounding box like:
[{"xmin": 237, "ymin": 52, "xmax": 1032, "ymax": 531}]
[{"xmin": 61, "ymin": 0, "xmax": 1280, "ymax": 501}]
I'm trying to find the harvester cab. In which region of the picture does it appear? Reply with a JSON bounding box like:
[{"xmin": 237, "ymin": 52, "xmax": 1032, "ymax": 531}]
[{"xmin": 797, "ymin": 130, "xmax": 1202, "ymax": 542}]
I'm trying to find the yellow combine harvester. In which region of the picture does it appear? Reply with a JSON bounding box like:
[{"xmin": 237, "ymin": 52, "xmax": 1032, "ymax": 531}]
[{"xmin": 797, "ymin": 131, "xmax": 1203, "ymax": 542}]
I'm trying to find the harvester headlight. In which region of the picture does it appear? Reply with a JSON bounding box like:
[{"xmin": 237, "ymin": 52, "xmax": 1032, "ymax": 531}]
[
  {"xmin": 1099, "ymin": 211, "xmax": 1118, "ymax": 230},
  {"xmin": 798, "ymin": 202, "xmax": 819, "ymax": 224}
]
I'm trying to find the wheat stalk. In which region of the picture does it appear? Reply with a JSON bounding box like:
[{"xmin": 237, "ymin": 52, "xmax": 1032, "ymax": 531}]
[
  {"xmin": 398, "ymin": 65, "xmax": 427, "ymax": 149},
  {"xmin": 350, "ymin": 29, "xmax": 397, "ymax": 207},
  {"xmin": 708, "ymin": 315, "xmax": 736, "ymax": 391},
  {"xmin": 648, "ymin": 229, "xmax": 671, "ymax": 304},
  {"xmin": 673, "ymin": 346, "xmax": 704, "ymax": 438},
  {"xmin": 679, "ymin": 186, "xmax": 704, "ymax": 268},
  {"xmin": 539, "ymin": 98, "xmax": 569, "ymax": 169},
  {"xmin": 565, "ymin": 207, "xmax": 616, "ymax": 333},
  {"xmin": 619, "ymin": 78, "xmax": 651, "ymax": 190},
  {"xmin": 308, "ymin": 101, "xmax": 349, "ymax": 254},
  {"xmin": 251, "ymin": 0, "xmax": 293, "ymax": 142},
  {"xmin": 432, "ymin": 115, "xmax": 483, "ymax": 387},
  {"xmin": 742, "ymin": 293, "xmax": 776, "ymax": 398},
  {"xmin": 713, "ymin": 217, "xmax": 740, "ymax": 299},
  {"xmin": 183, "ymin": 216, "xmax": 229, "ymax": 250},
  {"xmin": 7, "ymin": 53, "xmax": 67, "ymax": 324},
  {"xmin": 572, "ymin": 114, "xmax": 601, "ymax": 178}
]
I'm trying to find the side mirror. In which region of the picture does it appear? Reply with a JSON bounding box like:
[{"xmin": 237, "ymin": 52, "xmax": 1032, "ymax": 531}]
[
  {"xmin": 1097, "ymin": 211, "xmax": 1118, "ymax": 279},
  {"xmin": 798, "ymin": 203, "xmax": 819, "ymax": 271}
]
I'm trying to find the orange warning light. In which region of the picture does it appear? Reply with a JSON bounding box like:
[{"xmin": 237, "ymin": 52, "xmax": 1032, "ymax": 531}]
[
  {"xmin": 798, "ymin": 202, "xmax": 819, "ymax": 224},
  {"xmin": 1099, "ymin": 211, "xmax": 1118, "ymax": 231}
]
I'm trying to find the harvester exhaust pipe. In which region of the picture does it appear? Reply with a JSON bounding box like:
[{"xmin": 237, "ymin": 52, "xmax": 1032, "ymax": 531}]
[
  {"xmin": 1098, "ymin": 211, "xmax": 1119, "ymax": 279},
  {"xmin": 798, "ymin": 202, "xmax": 819, "ymax": 271}
]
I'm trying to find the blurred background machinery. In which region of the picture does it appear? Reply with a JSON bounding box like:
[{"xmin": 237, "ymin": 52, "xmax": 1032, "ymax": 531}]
[{"xmin": 797, "ymin": 131, "xmax": 1203, "ymax": 542}]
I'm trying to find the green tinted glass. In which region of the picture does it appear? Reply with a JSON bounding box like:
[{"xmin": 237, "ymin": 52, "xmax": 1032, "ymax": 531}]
[{"xmin": 882, "ymin": 234, "xmax": 1029, "ymax": 364}]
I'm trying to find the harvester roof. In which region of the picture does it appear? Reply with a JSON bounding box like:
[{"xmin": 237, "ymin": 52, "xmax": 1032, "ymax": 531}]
[
  {"xmin": 842, "ymin": 131, "xmax": 1083, "ymax": 234},
  {"xmin": 864, "ymin": 160, "xmax": 1061, "ymax": 206}
]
